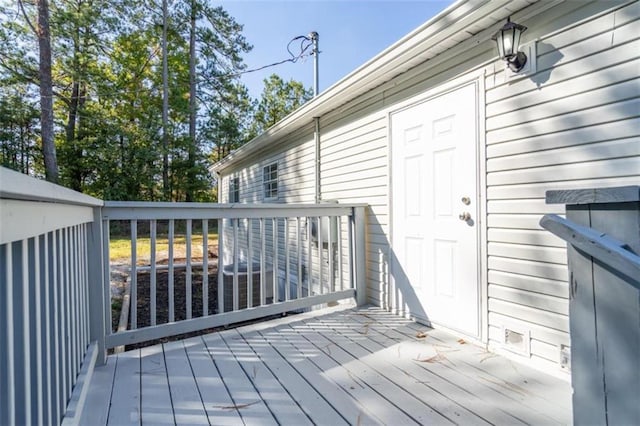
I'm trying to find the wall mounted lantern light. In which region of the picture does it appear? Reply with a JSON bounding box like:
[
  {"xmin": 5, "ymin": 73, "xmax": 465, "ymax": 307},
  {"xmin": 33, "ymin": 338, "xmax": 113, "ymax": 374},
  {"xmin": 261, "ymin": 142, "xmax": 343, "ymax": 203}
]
[{"xmin": 492, "ymin": 17, "xmax": 528, "ymax": 73}]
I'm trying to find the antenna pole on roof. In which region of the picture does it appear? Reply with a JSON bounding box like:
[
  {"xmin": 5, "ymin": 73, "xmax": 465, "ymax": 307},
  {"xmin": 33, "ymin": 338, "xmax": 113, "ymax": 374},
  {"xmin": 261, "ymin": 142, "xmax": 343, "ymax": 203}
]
[{"xmin": 309, "ymin": 31, "xmax": 319, "ymax": 97}]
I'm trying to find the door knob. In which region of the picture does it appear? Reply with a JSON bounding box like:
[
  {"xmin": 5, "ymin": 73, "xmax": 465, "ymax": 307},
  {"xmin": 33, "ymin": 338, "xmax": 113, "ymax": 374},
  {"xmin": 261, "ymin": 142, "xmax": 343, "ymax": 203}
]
[
  {"xmin": 459, "ymin": 212, "xmax": 471, "ymax": 221},
  {"xmin": 461, "ymin": 196, "xmax": 471, "ymax": 205}
]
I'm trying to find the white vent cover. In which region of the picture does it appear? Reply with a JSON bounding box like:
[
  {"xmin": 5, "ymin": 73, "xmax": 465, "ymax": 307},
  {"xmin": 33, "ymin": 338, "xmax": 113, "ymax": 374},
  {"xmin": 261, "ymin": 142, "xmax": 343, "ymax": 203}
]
[
  {"xmin": 560, "ymin": 345, "xmax": 571, "ymax": 371},
  {"xmin": 501, "ymin": 325, "xmax": 531, "ymax": 357}
]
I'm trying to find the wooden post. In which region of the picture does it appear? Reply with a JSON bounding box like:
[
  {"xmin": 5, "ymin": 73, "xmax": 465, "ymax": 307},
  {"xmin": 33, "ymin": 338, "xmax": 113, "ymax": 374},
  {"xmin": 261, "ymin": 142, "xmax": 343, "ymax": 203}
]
[
  {"xmin": 87, "ymin": 207, "xmax": 107, "ymax": 365},
  {"xmin": 353, "ymin": 206, "xmax": 367, "ymax": 306},
  {"xmin": 544, "ymin": 186, "xmax": 640, "ymax": 426}
]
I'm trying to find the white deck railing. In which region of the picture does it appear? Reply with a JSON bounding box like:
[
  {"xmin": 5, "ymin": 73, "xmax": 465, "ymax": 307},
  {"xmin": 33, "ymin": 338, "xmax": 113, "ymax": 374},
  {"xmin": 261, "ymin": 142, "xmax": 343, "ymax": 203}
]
[
  {"xmin": 0, "ymin": 168, "xmax": 104, "ymax": 426},
  {"xmin": 0, "ymin": 167, "xmax": 367, "ymax": 425},
  {"xmin": 102, "ymin": 201, "xmax": 367, "ymax": 349}
]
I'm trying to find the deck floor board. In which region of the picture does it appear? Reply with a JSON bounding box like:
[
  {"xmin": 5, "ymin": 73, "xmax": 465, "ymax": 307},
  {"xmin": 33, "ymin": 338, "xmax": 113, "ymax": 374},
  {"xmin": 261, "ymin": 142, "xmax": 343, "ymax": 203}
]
[
  {"xmin": 182, "ymin": 336, "xmax": 243, "ymax": 426},
  {"xmin": 140, "ymin": 345, "xmax": 173, "ymax": 425},
  {"xmin": 82, "ymin": 306, "xmax": 572, "ymax": 425},
  {"xmin": 220, "ymin": 329, "xmax": 317, "ymax": 425}
]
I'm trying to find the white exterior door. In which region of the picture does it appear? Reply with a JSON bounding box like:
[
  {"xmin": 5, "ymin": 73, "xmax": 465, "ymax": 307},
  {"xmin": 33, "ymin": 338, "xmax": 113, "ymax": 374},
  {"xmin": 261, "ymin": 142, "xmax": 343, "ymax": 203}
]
[{"xmin": 391, "ymin": 83, "xmax": 479, "ymax": 337}]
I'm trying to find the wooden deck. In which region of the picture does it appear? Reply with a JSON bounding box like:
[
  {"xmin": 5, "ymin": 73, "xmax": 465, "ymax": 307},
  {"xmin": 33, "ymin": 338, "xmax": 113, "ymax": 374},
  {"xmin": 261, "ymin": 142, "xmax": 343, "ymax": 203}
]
[{"xmin": 81, "ymin": 306, "xmax": 572, "ymax": 425}]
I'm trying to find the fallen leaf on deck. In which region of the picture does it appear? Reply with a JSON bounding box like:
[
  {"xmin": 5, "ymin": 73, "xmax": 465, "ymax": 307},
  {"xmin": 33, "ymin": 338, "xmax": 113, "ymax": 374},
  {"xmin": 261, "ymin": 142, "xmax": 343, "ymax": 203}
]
[
  {"xmin": 216, "ymin": 400, "xmax": 259, "ymax": 410},
  {"xmin": 416, "ymin": 331, "xmax": 428, "ymax": 338},
  {"xmin": 479, "ymin": 353, "xmax": 498, "ymax": 363},
  {"xmin": 457, "ymin": 338, "xmax": 466, "ymax": 345},
  {"xmin": 414, "ymin": 354, "xmax": 444, "ymax": 363}
]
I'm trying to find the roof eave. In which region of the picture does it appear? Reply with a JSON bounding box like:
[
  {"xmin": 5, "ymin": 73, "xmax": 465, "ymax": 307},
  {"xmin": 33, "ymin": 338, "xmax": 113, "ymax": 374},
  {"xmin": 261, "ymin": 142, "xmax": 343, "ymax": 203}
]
[{"xmin": 211, "ymin": 0, "xmax": 498, "ymax": 173}]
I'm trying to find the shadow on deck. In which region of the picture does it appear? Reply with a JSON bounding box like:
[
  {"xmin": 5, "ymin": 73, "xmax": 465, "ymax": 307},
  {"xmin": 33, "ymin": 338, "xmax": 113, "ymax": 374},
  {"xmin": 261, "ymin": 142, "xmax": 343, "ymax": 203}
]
[{"xmin": 82, "ymin": 306, "xmax": 572, "ymax": 425}]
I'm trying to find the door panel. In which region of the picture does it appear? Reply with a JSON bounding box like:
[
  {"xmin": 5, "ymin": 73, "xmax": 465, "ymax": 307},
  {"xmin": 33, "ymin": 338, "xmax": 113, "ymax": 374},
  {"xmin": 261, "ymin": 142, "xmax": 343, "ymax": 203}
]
[{"xmin": 391, "ymin": 83, "xmax": 479, "ymax": 336}]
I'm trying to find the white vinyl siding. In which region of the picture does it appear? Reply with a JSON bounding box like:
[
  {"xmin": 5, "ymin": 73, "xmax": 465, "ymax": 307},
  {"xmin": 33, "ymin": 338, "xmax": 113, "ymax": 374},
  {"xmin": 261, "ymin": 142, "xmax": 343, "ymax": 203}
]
[
  {"xmin": 484, "ymin": 0, "xmax": 639, "ymax": 371},
  {"xmin": 217, "ymin": 0, "xmax": 639, "ymax": 374}
]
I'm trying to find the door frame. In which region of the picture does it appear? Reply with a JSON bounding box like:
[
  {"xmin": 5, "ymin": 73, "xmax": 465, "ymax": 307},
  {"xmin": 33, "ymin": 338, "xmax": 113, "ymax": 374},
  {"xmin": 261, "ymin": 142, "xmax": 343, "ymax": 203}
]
[{"xmin": 386, "ymin": 71, "xmax": 488, "ymax": 343}]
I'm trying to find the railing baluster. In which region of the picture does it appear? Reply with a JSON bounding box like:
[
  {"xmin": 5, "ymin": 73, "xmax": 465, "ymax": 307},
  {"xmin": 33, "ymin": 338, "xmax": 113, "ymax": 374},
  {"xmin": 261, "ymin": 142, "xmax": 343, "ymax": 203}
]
[
  {"xmin": 70, "ymin": 225, "xmax": 84, "ymax": 380},
  {"xmin": 130, "ymin": 220, "xmax": 137, "ymax": 330},
  {"xmin": 318, "ymin": 217, "xmax": 324, "ymax": 295},
  {"xmin": 338, "ymin": 218, "xmax": 344, "ymax": 291},
  {"xmin": 3, "ymin": 243, "xmax": 15, "ymax": 425},
  {"xmin": 150, "ymin": 219, "xmax": 157, "ymax": 326},
  {"xmin": 186, "ymin": 219, "xmax": 193, "ymax": 319},
  {"xmin": 168, "ymin": 220, "xmax": 175, "ymax": 323},
  {"xmin": 78, "ymin": 225, "xmax": 85, "ymax": 346},
  {"xmin": 102, "ymin": 219, "xmax": 111, "ymax": 340},
  {"xmin": 81, "ymin": 223, "xmax": 87, "ymax": 347},
  {"xmin": 33, "ymin": 236, "xmax": 43, "ymax": 426},
  {"xmin": 202, "ymin": 219, "xmax": 209, "ymax": 316},
  {"xmin": 217, "ymin": 219, "xmax": 224, "ymax": 314},
  {"xmin": 19, "ymin": 239, "xmax": 31, "ymax": 425},
  {"xmin": 328, "ymin": 217, "xmax": 334, "ymax": 293},
  {"xmin": 307, "ymin": 218, "xmax": 312, "ymax": 297},
  {"xmin": 53, "ymin": 230, "xmax": 62, "ymax": 422},
  {"xmin": 272, "ymin": 218, "xmax": 278, "ymax": 303},
  {"xmin": 247, "ymin": 219, "xmax": 253, "ymax": 308},
  {"xmin": 42, "ymin": 233, "xmax": 53, "ymax": 425},
  {"xmin": 285, "ymin": 217, "xmax": 290, "ymax": 302},
  {"xmin": 64, "ymin": 228, "xmax": 72, "ymax": 398},
  {"xmin": 297, "ymin": 218, "xmax": 302, "ymax": 300},
  {"xmin": 260, "ymin": 218, "xmax": 266, "ymax": 306},
  {"xmin": 232, "ymin": 219, "xmax": 239, "ymax": 312},
  {"xmin": 348, "ymin": 211, "xmax": 354, "ymax": 291}
]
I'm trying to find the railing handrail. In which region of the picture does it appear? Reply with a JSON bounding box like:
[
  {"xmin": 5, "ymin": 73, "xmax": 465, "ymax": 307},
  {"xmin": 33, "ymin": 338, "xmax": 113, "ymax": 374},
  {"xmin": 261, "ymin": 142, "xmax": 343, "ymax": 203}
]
[
  {"xmin": 0, "ymin": 167, "xmax": 102, "ymax": 207},
  {"xmin": 540, "ymin": 214, "xmax": 640, "ymax": 287},
  {"xmin": 103, "ymin": 201, "xmax": 365, "ymax": 220}
]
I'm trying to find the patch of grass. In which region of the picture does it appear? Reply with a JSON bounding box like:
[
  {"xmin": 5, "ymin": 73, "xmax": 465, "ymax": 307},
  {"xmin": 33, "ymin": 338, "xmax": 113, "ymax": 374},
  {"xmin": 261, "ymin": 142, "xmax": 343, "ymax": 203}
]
[{"xmin": 109, "ymin": 233, "xmax": 218, "ymax": 264}]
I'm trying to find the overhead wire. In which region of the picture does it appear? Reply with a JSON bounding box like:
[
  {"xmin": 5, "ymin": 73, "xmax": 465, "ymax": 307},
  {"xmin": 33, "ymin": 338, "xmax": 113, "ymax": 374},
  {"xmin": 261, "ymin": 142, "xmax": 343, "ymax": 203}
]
[
  {"xmin": 223, "ymin": 34, "xmax": 315, "ymax": 78},
  {"xmin": 2, "ymin": 34, "xmax": 316, "ymax": 104}
]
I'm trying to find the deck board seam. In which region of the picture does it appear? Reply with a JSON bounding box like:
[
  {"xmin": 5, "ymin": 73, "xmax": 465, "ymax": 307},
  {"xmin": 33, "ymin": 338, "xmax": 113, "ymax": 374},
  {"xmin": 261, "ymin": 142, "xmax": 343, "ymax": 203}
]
[
  {"xmin": 350, "ymin": 311, "xmax": 565, "ymax": 425},
  {"xmin": 219, "ymin": 329, "xmax": 308, "ymax": 425},
  {"xmin": 340, "ymin": 311, "xmax": 512, "ymax": 425},
  {"xmin": 309, "ymin": 315, "xmax": 459, "ymax": 425},
  {"xmin": 212, "ymin": 330, "xmax": 278, "ymax": 424},
  {"xmin": 256, "ymin": 324, "xmax": 382, "ymax": 425},
  {"xmin": 181, "ymin": 339, "xmax": 213, "ymax": 426},
  {"xmin": 314, "ymin": 313, "xmax": 490, "ymax": 425},
  {"xmin": 289, "ymin": 317, "xmax": 424, "ymax": 425},
  {"xmin": 234, "ymin": 329, "xmax": 321, "ymax": 425},
  {"xmin": 199, "ymin": 335, "xmax": 245, "ymax": 424},
  {"xmin": 389, "ymin": 320, "xmax": 566, "ymax": 423},
  {"xmin": 105, "ymin": 354, "xmax": 119, "ymax": 425},
  {"xmin": 246, "ymin": 328, "xmax": 351, "ymax": 425},
  {"xmin": 160, "ymin": 344, "xmax": 178, "ymax": 426},
  {"xmin": 347, "ymin": 312, "xmax": 531, "ymax": 425}
]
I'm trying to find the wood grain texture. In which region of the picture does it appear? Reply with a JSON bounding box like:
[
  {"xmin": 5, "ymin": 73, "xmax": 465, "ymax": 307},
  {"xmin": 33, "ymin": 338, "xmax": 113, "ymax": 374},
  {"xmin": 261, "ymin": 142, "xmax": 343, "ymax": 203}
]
[
  {"xmin": 82, "ymin": 306, "xmax": 572, "ymax": 425},
  {"xmin": 546, "ymin": 186, "xmax": 640, "ymax": 205}
]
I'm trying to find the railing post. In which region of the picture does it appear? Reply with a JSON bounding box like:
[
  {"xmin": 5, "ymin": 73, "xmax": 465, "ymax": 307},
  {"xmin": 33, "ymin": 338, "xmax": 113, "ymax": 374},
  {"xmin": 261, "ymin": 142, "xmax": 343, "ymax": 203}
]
[
  {"xmin": 352, "ymin": 206, "xmax": 367, "ymax": 306},
  {"xmin": 87, "ymin": 206, "xmax": 107, "ymax": 365}
]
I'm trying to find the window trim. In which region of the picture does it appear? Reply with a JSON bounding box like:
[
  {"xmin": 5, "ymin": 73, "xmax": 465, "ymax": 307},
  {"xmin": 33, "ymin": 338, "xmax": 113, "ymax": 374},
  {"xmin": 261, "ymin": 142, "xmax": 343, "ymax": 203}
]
[
  {"xmin": 229, "ymin": 175, "xmax": 240, "ymax": 203},
  {"xmin": 262, "ymin": 162, "xmax": 278, "ymax": 201}
]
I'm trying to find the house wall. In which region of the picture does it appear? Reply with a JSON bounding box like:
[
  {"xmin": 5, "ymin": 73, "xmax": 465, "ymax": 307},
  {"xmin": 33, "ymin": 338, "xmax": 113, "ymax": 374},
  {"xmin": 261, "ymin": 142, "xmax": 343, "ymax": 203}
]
[{"xmin": 218, "ymin": 0, "xmax": 640, "ymax": 374}]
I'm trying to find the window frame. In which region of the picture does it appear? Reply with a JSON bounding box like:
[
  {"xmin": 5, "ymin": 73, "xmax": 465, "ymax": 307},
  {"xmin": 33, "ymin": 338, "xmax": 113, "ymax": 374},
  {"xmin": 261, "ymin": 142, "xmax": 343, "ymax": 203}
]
[
  {"xmin": 262, "ymin": 162, "xmax": 278, "ymax": 201},
  {"xmin": 229, "ymin": 175, "xmax": 240, "ymax": 203}
]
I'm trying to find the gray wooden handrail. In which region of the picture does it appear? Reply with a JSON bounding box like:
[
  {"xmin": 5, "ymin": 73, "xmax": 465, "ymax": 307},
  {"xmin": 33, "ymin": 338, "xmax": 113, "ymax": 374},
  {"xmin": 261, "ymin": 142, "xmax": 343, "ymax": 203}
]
[{"xmin": 540, "ymin": 214, "xmax": 640, "ymax": 287}]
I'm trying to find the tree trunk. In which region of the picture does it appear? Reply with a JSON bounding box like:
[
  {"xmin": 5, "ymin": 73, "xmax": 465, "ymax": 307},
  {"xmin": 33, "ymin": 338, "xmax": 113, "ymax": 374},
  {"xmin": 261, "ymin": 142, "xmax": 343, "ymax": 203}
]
[
  {"xmin": 37, "ymin": 0, "xmax": 58, "ymax": 182},
  {"xmin": 186, "ymin": 0, "xmax": 197, "ymax": 202},
  {"xmin": 161, "ymin": 0, "xmax": 169, "ymax": 200}
]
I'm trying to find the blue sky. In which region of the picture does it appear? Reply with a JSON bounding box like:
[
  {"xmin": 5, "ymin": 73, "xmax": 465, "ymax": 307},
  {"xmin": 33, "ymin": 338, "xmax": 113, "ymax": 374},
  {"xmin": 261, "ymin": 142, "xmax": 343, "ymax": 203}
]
[{"xmin": 218, "ymin": 0, "xmax": 453, "ymax": 99}]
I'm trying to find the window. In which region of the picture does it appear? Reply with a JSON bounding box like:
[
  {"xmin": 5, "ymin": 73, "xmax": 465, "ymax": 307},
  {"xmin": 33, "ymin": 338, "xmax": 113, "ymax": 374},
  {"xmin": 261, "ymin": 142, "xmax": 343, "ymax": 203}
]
[
  {"xmin": 263, "ymin": 162, "xmax": 278, "ymax": 200},
  {"xmin": 229, "ymin": 176, "xmax": 240, "ymax": 203}
]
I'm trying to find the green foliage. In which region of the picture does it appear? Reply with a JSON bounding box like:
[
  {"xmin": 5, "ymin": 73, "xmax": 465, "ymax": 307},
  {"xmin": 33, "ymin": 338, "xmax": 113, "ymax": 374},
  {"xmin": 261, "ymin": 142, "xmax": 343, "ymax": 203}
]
[
  {"xmin": 0, "ymin": 85, "xmax": 41, "ymax": 175},
  {"xmin": 0, "ymin": 1, "xmax": 311, "ymax": 202},
  {"xmin": 251, "ymin": 74, "xmax": 313, "ymax": 137}
]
